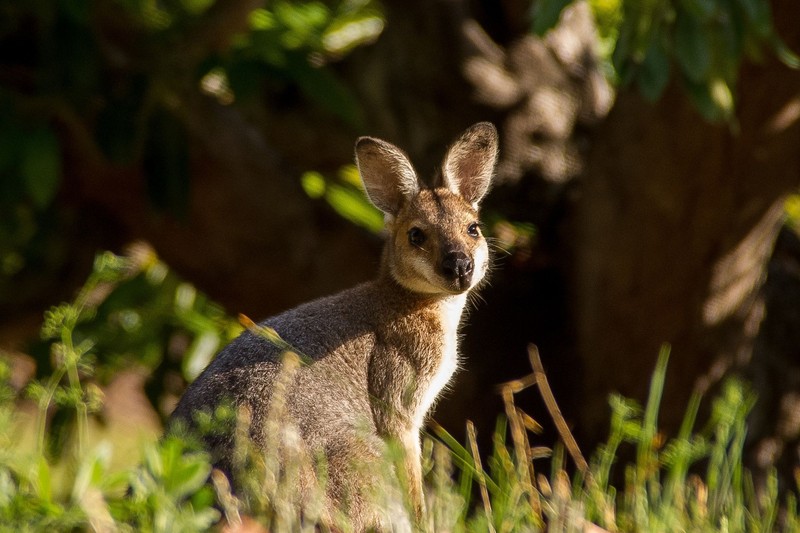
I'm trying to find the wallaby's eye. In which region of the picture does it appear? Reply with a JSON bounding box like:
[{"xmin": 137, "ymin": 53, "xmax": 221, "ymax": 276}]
[
  {"xmin": 408, "ymin": 227, "xmax": 426, "ymax": 247},
  {"xmin": 467, "ymin": 222, "xmax": 480, "ymax": 238}
]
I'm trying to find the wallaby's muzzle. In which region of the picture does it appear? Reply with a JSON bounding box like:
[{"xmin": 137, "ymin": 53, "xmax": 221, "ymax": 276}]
[{"xmin": 441, "ymin": 251, "xmax": 474, "ymax": 291}]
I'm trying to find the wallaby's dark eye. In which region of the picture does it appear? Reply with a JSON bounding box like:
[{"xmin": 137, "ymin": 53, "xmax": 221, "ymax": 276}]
[
  {"xmin": 467, "ymin": 222, "xmax": 480, "ymax": 238},
  {"xmin": 408, "ymin": 227, "xmax": 426, "ymax": 247}
]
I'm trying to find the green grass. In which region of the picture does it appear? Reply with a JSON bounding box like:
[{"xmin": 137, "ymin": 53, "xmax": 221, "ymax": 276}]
[{"xmin": 0, "ymin": 248, "xmax": 797, "ymax": 531}]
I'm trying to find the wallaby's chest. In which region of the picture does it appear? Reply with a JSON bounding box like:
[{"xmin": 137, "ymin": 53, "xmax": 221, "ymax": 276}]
[{"xmin": 414, "ymin": 295, "xmax": 466, "ymax": 425}]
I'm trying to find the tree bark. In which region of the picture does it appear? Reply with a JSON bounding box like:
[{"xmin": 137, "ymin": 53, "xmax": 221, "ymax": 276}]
[{"xmin": 574, "ymin": 0, "xmax": 800, "ymax": 445}]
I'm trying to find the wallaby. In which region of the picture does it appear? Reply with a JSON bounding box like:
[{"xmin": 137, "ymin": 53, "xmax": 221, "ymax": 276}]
[{"xmin": 170, "ymin": 122, "xmax": 498, "ymax": 530}]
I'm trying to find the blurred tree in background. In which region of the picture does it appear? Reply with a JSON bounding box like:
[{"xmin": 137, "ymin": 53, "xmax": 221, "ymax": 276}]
[{"xmin": 1, "ymin": 0, "xmax": 799, "ymax": 489}]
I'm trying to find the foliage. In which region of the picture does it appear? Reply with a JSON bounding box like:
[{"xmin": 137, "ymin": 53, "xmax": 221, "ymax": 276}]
[
  {"xmin": 536, "ymin": 0, "xmax": 800, "ymax": 121},
  {"xmin": 0, "ymin": 252, "xmax": 224, "ymax": 530},
  {"xmin": 579, "ymin": 348, "xmax": 780, "ymax": 531},
  {"xmin": 0, "ymin": 0, "xmax": 383, "ymax": 297},
  {"xmin": 1, "ymin": 252, "xmax": 799, "ymax": 530},
  {"xmin": 301, "ymin": 164, "xmax": 384, "ymax": 234},
  {"xmin": 27, "ymin": 244, "xmax": 240, "ymax": 462},
  {"xmin": 121, "ymin": 435, "xmax": 219, "ymax": 532},
  {"xmin": 223, "ymin": 1, "xmax": 382, "ymax": 121}
]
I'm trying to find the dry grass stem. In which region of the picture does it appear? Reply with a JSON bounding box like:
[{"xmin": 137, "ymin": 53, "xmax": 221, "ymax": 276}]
[
  {"xmin": 501, "ymin": 385, "xmax": 542, "ymax": 524},
  {"xmin": 528, "ymin": 344, "xmax": 589, "ymax": 476},
  {"xmin": 467, "ymin": 420, "xmax": 496, "ymax": 533}
]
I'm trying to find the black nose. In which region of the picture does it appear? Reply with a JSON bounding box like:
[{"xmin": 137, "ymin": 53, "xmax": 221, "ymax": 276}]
[{"xmin": 442, "ymin": 252, "xmax": 473, "ymax": 285}]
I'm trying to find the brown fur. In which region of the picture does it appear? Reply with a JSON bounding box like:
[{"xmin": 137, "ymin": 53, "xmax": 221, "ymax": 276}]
[{"xmin": 170, "ymin": 122, "xmax": 499, "ymax": 530}]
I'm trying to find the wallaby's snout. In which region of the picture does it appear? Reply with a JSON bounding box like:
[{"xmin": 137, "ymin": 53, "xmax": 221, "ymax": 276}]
[{"xmin": 441, "ymin": 250, "xmax": 473, "ymax": 289}]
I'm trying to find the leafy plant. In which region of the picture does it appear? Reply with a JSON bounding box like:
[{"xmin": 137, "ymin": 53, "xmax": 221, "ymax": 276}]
[
  {"xmin": 23, "ymin": 244, "xmax": 240, "ymax": 465},
  {"xmin": 301, "ymin": 164, "xmax": 384, "ymax": 234},
  {"xmin": 122, "ymin": 436, "xmax": 219, "ymax": 532},
  {"xmin": 209, "ymin": 0, "xmax": 382, "ymax": 124},
  {"xmin": 0, "ymin": 248, "xmax": 224, "ymax": 531},
  {"xmin": 535, "ymin": 0, "xmax": 800, "ymax": 121},
  {"xmin": 0, "ymin": 0, "xmax": 384, "ymax": 295}
]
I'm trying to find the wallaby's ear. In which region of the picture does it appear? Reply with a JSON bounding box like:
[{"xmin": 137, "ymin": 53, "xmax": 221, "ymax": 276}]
[
  {"xmin": 355, "ymin": 136, "xmax": 420, "ymax": 215},
  {"xmin": 440, "ymin": 122, "xmax": 498, "ymax": 206}
]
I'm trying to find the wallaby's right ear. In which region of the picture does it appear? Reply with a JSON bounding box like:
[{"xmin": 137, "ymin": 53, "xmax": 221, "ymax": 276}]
[
  {"xmin": 355, "ymin": 137, "xmax": 419, "ymax": 216},
  {"xmin": 440, "ymin": 122, "xmax": 498, "ymax": 207}
]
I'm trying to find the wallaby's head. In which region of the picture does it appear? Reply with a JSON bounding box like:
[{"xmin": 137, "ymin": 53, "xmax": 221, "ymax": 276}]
[{"xmin": 355, "ymin": 122, "xmax": 498, "ymax": 296}]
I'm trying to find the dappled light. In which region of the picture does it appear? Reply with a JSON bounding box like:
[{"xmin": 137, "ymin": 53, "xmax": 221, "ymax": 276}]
[
  {"xmin": 702, "ymin": 201, "xmax": 786, "ymax": 327},
  {"xmin": 767, "ymin": 97, "xmax": 800, "ymax": 135}
]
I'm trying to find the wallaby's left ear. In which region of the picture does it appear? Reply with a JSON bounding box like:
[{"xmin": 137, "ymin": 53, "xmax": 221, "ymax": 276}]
[
  {"xmin": 355, "ymin": 136, "xmax": 420, "ymax": 216},
  {"xmin": 440, "ymin": 122, "xmax": 498, "ymax": 206}
]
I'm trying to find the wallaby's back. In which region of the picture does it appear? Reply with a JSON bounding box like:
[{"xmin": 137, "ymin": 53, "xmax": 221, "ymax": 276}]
[
  {"xmin": 170, "ymin": 122, "xmax": 499, "ymax": 531},
  {"xmin": 172, "ymin": 280, "xmax": 414, "ymax": 455}
]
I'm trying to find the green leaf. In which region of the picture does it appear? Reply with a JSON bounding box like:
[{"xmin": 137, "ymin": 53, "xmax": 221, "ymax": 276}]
[
  {"xmin": 144, "ymin": 442, "xmax": 164, "ymax": 479},
  {"xmin": 612, "ymin": 21, "xmax": 636, "ymax": 86},
  {"xmin": 531, "ymin": 0, "xmax": 572, "ymax": 36},
  {"xmin": 636, "ymin": 34, "xmax": 670, "ymax": 102},
  {"xmin": 683, "ymin": 79, "xmax": 725, "ymax": 122},
  {"xmin": 301, "ymin": 171, "xmax": 326, "ymax": 198},
  {"xmin": 325, "ymin": 183, "xmax": 383, "ymax": 234},
  {"xmin": 181, "ymin": 331, "xmax": 220, "ymax": 383},
  {"xmin": 674, "ymin": 11, "xmax": 712, "ymax": 83},
  {"xmin": 679, "ymin": 0, "xmax": 715, "ymax": 21},
  {"xmin": 337, "ymin": 164, "xmax": 362, "ymax": 187},
  {"xmin": 322, "ymin": 11, "xmax": 384, "ymax": 55},
  {"xmin": 35, "ymin": 456, "xmax": 52, "ymax": 502},
  {"xmin": 249, "ymin": 8, "xmax": 276, "ymax": 30},
  {"xmin": 291, "ymin": 58, "xmax": 363, "ymax": 126},
  {"xmin": 21, "ymin": 127, "xmax": 62, "ymax": 209},
  {"xmin": 709, "ymin": 77, "xmax": 734, "ymax": 119},
  {"xmin": 773, "ymin": 35, "xmax": 800, "ymax": 69},
  {"xmin": 180, "ymin": 0, "xmax": 214, "ymax": 16},
  {"xmin": 71, "ymin": 441, "xmax": 112, "ymax": 502},
  {"xmin": 167, "ymin": 457, "xmax": 212, "ymax": 500},
  {"xmin": 274, "ymin": 1, "xmax": 330, "ymax": 49}
]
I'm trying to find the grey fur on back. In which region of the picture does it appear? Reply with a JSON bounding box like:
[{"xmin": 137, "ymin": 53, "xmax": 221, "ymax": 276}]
[{"xmin": 169, "ymin": 122, "xmax": 499, "ymax": 531}]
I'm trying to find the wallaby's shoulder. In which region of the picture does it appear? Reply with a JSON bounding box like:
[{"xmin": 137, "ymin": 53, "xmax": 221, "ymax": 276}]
[
  {"xmin": 171, "ymin": 281, "xmax": 383, "ymax": 418},
  {"xmin": 260, "ymin": 281, "xmax": 385, "ymax": 356},
  {"xmin": 214, "ymin": 280, "xmax": 381, "ymax": 365}
]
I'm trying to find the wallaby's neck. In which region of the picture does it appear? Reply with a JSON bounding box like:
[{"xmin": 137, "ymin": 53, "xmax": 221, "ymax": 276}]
[{"xmin": 376, "ymin": 252, "xmax": 469, "ymax": 427}]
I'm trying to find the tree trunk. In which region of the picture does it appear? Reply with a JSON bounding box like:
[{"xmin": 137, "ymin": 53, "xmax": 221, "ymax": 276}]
[{"xmin": 574, "ymin": 0, "xmax": 800, "ymax": 449}]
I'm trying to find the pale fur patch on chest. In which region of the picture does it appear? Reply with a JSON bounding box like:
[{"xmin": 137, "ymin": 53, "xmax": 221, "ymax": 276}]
[{"xmin": 416, "ymin": 294, "xmax": 467, "ymax": 426}]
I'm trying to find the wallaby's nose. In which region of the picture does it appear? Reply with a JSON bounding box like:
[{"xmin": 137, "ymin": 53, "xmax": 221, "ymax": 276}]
[{"xmin": 442, "ymin": 251, "xmax": 473, "ymax": 287}]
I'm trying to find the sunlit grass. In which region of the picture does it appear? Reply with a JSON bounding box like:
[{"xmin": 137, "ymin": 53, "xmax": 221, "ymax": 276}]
[{"xmin": 1, "ymin": 248, "xmax": 798, "ymax": 531}]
